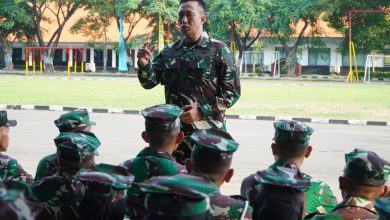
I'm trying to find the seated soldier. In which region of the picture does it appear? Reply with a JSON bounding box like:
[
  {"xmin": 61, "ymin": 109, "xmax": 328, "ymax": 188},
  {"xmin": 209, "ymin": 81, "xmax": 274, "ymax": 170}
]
[
  {"xmin": 120, "ymin": 104, "xmax": 186, "ymax": 220},
  {"xmin": 241, "ymin": 120, "xmax": 337, "ymax": 218},
  {"xmin": 375, "ymin": 197, "xmax": 390, "ymax": 220},
  {"xmin": 0, "ymin": 110, "xmax": 33, "ymax": 189},
  {"xmin": 185, "ymin": 129, "xmax": 252, "ymax": 219},
  {"xmin": 140, "ymin": 174, "xmax": 216, "ymax": 220},
  {"xmin": 35, "ymin": 109, "xmax": 96, "ymax": 181},
  {"xmin": 308, "ymin": 149, "xmax": 389, "ymax": 220},
  {"xmin": 251, "ymin": 161, "xmax": 311, "ymax": 220},
  {"xmin": 77, "ymin": 163, "xmax": 134, "ymax": 220},
  {"xmin": 28, "ymin": 131, "xmax": 100, "ymax": 220}
]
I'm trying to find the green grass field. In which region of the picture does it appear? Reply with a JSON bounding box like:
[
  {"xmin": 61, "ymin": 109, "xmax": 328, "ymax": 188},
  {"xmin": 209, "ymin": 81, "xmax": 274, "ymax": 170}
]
[{"xmin": 1, "ymin": 75, "xmax": 390, "ymax": 120}]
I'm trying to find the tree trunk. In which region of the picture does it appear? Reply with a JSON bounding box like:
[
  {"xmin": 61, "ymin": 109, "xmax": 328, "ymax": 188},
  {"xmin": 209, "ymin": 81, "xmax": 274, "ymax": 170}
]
[
  {"xmin": 103, "ymin": 47, "xmax": 107, "ymax": 72},
  {"xmin": 285, "ymin": 47, "xmax": 298, "ymax": 76},
  {"xmin": 126, "ymin": 49, "xmax": 134, "ymax": 73},
  {"xmin": 43, "ymin": 50, "xmax": 55, "ymax": 72},
  {"xmin": 1, "ymin": 38, "xmax": 14, "ymax": 70}
]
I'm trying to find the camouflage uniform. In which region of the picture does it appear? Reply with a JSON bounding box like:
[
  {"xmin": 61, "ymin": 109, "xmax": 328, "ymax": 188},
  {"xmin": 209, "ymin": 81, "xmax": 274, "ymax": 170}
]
[
  {"xmin": 120, "ymin": 104, "xmax": 186, "ymax": 219},
  {"xmin": 191, "ymin": 129, "xmax": 252, "ymax": 220},
  {"xmin": 375, "ymin": 197, "xmax": 390, "ymax": 220},
  {"xmin": 29, "ymin": 131, "xmax": 101, "ymax": 220},
  {"xmin": 0, "ymin": 111, "xmax": 33, "ymax": 189},
  {"xmin": 309, "ymin": 149, "xmax": 390, "ymax": 220},
  {"xmin": 140, "ymin": 173, "xmax": 216, "ymax": 220},
  {"xmin": 138, "ymin": 32, "xmax": 241, "ymax": 164},
  {"xmin": 77, "ymin": 163, "xmax": 134, "ymax": 220},
  {"xmin": 241, "ymin": 120, "xmax": 337, "ymax": 218},
  {"xmin": 35, "ymin": 109, "xmax": 96, "ymax": 181},
  {"xmin": 0, "ymin": 181, "xmax": 35, "ymax": 220}
]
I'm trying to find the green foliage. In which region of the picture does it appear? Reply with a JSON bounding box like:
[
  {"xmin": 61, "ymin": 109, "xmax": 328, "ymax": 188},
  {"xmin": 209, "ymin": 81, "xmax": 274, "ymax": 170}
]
[{"xmin": 0, "ymin": 0, "xmax": 34, "ymax": 40}]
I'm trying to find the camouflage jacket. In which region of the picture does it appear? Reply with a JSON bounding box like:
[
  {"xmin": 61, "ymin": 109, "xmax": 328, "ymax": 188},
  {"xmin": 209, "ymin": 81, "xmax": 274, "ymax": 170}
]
[
  {"xmin": 138, "ymin": 32, "xmax": 241, "ymax": 134},
  {"xmin": 120, "ymin": 146, "xmax": 185, "ymax": 219},
  {"xmin": 34, "ymin": 153, "xmax": 58, "ymax": 181},
  {"xmin": 0, "ymin": 153, "xmax": 33, "ymax": 188},
  {"xmin": 308, "ymin": 196, "xmax": 378, "ymax": 220},
  {"xmin": 28, "ymin": 171, "xmax": 85, "ymax": 220},
  {"xmin": 211, "ymin": 192, "xmax": 252, "ymax": 220},
  {"xmin": 241, "ymin": 160, "xmax": 337, "ymax": 218}
]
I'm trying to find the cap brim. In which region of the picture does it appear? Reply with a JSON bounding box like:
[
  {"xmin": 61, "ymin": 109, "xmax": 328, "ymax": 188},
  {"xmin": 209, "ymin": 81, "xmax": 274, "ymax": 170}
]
[{"xmin": 7, "ymin": 120, "xmax": 17, "ymax": 127}]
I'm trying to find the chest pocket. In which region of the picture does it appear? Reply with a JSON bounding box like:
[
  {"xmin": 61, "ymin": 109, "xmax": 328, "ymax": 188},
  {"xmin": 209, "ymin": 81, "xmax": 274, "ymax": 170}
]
[{"xmin": 161, "ymin": 58, "xmax": 181, "ymax": 86}]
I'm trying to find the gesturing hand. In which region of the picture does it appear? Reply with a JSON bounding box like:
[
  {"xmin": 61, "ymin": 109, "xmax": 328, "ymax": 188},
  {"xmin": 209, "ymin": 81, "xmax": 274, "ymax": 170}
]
[{"xmin": 137, "ymin": 43, "xmax": 156, "ymax": 67}]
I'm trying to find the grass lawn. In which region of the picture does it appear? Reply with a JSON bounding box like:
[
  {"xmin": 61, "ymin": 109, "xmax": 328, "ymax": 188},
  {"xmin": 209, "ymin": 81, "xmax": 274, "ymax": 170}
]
[{"xmin": 1, "ymin": 75, "xmax": 390, "ymax": 121}]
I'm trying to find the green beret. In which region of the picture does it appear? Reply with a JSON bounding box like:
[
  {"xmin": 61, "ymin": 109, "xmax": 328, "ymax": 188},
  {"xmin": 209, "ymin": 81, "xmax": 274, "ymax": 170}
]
[
  {"xmin": 273, "ymin": 120, "xmax": 314, "ymax": 146},
  {"xmin": 54, "ymin": 109, "xmax": 95, "ymax": 132},
  {"xmin": 375, "ymin": 197, "xmax": 390, "ymax": 220},
  {"xmin": 141, "ymin": 104, "xmax": 182, "ymax": 130},
  {"xmin": 140, "ymin": 173, "xmax": 216, "ymax": 216},
  {"xmin": 191, "ymin": 128, "xmax": 239, "ymax": 159},
  {"xmin": 344, "ymin": 148, "xmax": 390, "ymax": 187},
  {"xmin": 54, "ymin": 131, "xmax": 101, "ymax": 162},
  {"xmin": 0, "ymin": 111, "xmax": 17, "ymax": 127}
]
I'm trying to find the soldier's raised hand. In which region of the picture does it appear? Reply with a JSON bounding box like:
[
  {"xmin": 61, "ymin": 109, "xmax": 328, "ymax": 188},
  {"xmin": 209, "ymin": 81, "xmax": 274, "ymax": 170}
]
[{"xmin": 137, "ymin": 43, "xmax": 156, "ymax": 67}]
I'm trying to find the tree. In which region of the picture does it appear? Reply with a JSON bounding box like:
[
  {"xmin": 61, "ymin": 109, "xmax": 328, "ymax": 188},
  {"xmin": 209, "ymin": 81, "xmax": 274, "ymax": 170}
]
[
  {"xmin": 207, "ymin": 0, "xmax": 265, "ymax": 61},
  {"xmin": 28, "ymin": 0, "xmax": 94, "ymax": 72},
  {"xmin": 323, "ymin": 0, "xmax": 390, "ymax": 56},
  {"xmin": 0, "ymin": 0, "xmax": 35, "ymax": 70},
  {"xmin": 260, "ymin": 0, "xmax": 326, "ymax": 76}
]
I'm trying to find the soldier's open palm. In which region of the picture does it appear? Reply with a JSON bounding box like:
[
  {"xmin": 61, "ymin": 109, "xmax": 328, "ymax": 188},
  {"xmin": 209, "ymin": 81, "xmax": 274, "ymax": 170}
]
[{"xmin": 137, "ymin": 43, "xmax": 155, "ymax": 66}]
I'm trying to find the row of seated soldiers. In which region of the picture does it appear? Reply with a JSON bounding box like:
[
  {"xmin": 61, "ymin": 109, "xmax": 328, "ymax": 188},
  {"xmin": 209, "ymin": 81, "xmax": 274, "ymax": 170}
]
[{"xmin": 0, "ymin": 106, "xmax": 389, "ymax": 220}]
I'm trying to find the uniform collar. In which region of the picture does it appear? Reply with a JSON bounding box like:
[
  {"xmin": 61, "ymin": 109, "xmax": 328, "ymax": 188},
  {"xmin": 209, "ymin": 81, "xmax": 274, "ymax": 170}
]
[
  {"xmin": 138, "ymin": 146, "xmax": 175, "ymax": 161},
  {"xmin": 178, "ymin": 32, "xmax": 210, "ymax": 50},
  {"xmin": 336, "ymin": 196, "xmax": 377, "ymax": 215}
]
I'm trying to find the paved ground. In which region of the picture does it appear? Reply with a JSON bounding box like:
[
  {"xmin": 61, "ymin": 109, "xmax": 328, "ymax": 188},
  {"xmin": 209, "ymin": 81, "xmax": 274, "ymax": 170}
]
[{"xmin": 5, "ymin": 110, "xmax": 390, "ymax": 201}]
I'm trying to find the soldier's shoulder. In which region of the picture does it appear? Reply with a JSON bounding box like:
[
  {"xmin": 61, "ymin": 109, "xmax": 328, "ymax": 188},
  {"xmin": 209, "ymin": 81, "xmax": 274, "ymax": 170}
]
[{"xmin": 0, "ymin": 153, "xmax": 13, "ymax": 160}]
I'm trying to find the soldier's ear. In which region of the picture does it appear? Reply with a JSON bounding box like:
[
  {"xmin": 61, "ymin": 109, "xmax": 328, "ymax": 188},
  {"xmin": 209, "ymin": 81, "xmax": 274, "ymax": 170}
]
[
  {"xmin": 185, "ymin": 158, "xmax": 192, "ymax": 173},
  {"xmin": 339, "ymin": 176, "xmax": 347, "ymax": 191},
  {"xmin": 176, "ymin": 131, "xmax": 184, "ymax": 145},
  {"xmin": 380, "ymin": 185, "xmax": 389, "ymax": 197},
  {"xmin": 141, "ymin": 131, "xmax": 149, "ymax": 143},
  {"xmin": 200, "ymin": 15, "xmax": 206, "ymax": 25},
  {"xmin": 224, "ymin": 169, "xmax": 234, "ymax": 183},
  {"xmin": 304, "ymin": 146, "xmax": 313, "ymax": 158},
  {"xmin": 271, "ymin": 143, "xmax": 278, "ymax": 156}
]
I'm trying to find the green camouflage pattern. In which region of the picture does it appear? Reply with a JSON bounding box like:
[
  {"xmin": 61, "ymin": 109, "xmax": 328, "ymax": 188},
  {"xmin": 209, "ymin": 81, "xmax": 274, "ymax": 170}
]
[
  {"xmin": 140, "ymin": 173, "xmax": 216, "ymax": 216},
  {"xmin": 34, "ymin": 153, "xmax": 58, "ymax": 181},
  {"xmin": 0, "ymin": 110, "xmax": 17, "ymax": 127},
  {"xmin": 375, "ymin": 197, "xmax": 390, "ymax": 220},
  {"xmin": 0, "ymin": 183, "xmax": 34, "ymax": 220},
  {"xmin": 309, "ymin": 196, "xmax": 378, "ymax": 220},
  {"xmin": 120, "ymin": 147, "xmax": 185, "ymax": 219},
  {"xmin": 142, "ymin": 104, "xmax": 182, "ymax": 130},
  {"xmin": 191, "ymin": 128, "xmax": 239, "ymax": 157},
  {"xmin": 241, "ymin": 160, "xmax": 337, "ymax": 217},
  {"xmin": 0, "ymin": 153, "xmax": 33, "ymax": 188},
  {"xmin": 210, "ymin": 192, "xmax": 252, "ymax": 220},
  {"xmin": 54, "ymin": 109, "xmax": 95, "ymax": 132},
  {"xmin": 54, "ymin": 131, "xmax": 101, "ymax": 162},
  {"xmin": 28, "ymin": 171, "xmax": 85, "ymax": 220},
  {"xmin": 77, "ymin": 163, "xmax": 134, "ymax": 202},
  {"xmin": 138, "ymin": 31, "xmax": 240, "ymax": 133},
  {"xmin": 273, "ymin": 120, "xmax": 314, "ymax": 146},
  {"xmin": 344, "ymin": 148, "xmax": 390, "ymax": 186}
]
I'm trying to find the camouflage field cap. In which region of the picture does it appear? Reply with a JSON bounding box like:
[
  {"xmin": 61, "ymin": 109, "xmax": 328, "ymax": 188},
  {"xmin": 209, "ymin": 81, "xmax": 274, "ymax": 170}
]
[
  {"xmin": 191, "ymin": 128, "xmax": 239, "ymax": 159},
  {"xmin": 344, "ymin": 148, "xmax": 390, "ymax": 187},
  {"xmin": 0, "ymin": 110, "xmax": 17, "ymax": 127},
  {"xmin": 54, "ymin": 132, "xmax": 101, "ymax": 162},
  {"xmin": 54, "ymin": 109, "xmax": 95, "ymax": 132},
  {"xmin": 141, "ymin": 104, "xmax": 182, "ymax": 130},
  {"xmin": 254, "ymin": 162, "xmax": 311, "ymax": 191},
  {"xmin": 140, "ymin": 174, "xmax": 216, "ymax": 216},
  {"xmin": 375, "ymin": 198, "xmax": 390, "ymax": 220},
  {"xmin": 273, "ymin": 120, "xmax": 314, "ymax": 146}
]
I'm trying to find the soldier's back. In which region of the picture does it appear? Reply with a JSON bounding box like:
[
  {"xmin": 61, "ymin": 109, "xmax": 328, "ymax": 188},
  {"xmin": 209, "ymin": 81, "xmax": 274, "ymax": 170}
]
[{"xmin": 35, "ymin": 153, "xmax": 58, "ymax": 181}]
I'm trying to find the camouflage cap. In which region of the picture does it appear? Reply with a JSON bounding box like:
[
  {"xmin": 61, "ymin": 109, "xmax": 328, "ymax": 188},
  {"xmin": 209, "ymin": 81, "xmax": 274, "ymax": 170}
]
[
  {"xmin": 375, "ymin": 197, "xmax": 390, "ymax": 220},
  {"xmin": 77, "ymin": 163, "xmax": 134, "ymax": 191},
  {"xmin": 140, "ymin": 173, "xmax": 216, "ymax": 216},
  {"xmin": 191, "ymin": 128, "xmax": 239, "ymax": 159},
  {"xmin": 344, "ymin": 148, "xmax": 390, "ymax": 186},
  {"xmin": 254, "ymin": 162, "xmax": 311, "ymax": 191},
  {"xmin": 273, "ymin": 120, "xmax": 314, "ymax": 146},
  {"xmin": 54, "ymin": 109, "xmax": 95, "ymax": 132},
  {"xmin": 0, "ymin": 110, "xmax": 17, "ymax": 127},
  {"xmin": 54, "ymin": 131, "xmax": 101, "ymax": 162},
  {"xmin": 141, "ymin": 104, "xmax": 182, "ymax": 130}
]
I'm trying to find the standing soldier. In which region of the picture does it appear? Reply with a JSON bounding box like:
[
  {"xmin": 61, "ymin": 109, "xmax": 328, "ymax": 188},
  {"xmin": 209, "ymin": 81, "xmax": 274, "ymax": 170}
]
[
  {"xmin": 308, "ymin": 149, "xmax": 389, "ymax": 220},
  {"xmin": 34, "ymin": 109, "xmax": 96, "ymax": 181},
  {"xmin": 77, "ymin": 163, "xmax": 134, "ymax": 220},
  {"xmin": 136, "ymin": 0, "xmax": 241, "ymax": 164},
  {"xmin": 140, "ymin": 174, "xmax": 216, "ymax": 220},
  {"xmin": 120, "ymin": 104, "xmax": 186, "ymax": 219},
  {"xmin": 241, "ymin": 120, "xmax": 338, "ymax": 218},
  {"xmin": 0, "ymin": 110, "xmax": 32, "ymax": 189},
  {"xmin": 29, "ymin": 131, "xmax": 100, "ymax": 220},
  {"xmin": 186, "ymin": 129, "xmax": 252, "ymax": 219}
]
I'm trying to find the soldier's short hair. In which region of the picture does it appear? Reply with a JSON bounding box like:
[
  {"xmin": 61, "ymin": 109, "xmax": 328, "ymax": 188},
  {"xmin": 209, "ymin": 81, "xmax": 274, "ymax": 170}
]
[
  {"xmin": 275, "ymin": 142, "xmax": 309, "ymax": 159},
  {"xmin": 145, "ymin": 123, "xmax": 180, "ymax": 147},
  {"xmin": 179, "ymin": 0, "xmax": 207, "ymax": 13}
]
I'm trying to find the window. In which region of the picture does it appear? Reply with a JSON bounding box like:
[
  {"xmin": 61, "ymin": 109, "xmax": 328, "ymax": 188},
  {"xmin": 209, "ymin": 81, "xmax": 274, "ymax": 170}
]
[
  {"xmin": 275, "ymin": 47, "xmax": 288, "ymax": 59},
  {"xmin": 308, "ymin": 48, "xmax": 330, "ymax": 66},
  {"xmin": 341, "ymin": 52, "xmax": 367, "ymax": 67},
  {"xmin": 384, "ymin": 49, "xmax": 390, "ymax": 66}
]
